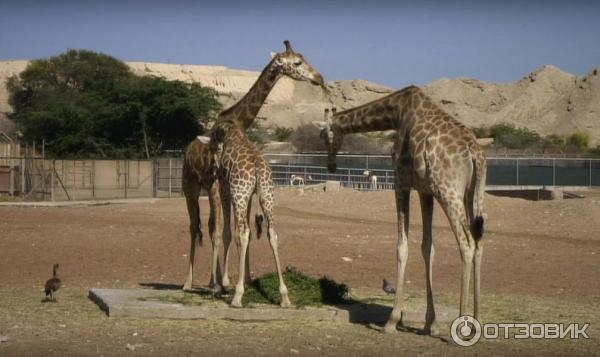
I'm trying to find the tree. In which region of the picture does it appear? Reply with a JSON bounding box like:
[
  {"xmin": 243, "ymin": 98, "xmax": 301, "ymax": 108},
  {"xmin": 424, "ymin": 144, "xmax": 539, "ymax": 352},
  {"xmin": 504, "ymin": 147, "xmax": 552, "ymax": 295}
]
[{"xmin": 7, "ymin": 49, "xmax": 221, "ymax": 158}]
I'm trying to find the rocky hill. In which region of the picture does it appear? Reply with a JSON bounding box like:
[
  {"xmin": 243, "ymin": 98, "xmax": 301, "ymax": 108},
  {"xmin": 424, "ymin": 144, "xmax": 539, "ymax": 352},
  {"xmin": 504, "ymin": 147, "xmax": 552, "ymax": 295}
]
[{"xmin": 1, "ymin": 60, "xmax": 598, "ymax": 144}]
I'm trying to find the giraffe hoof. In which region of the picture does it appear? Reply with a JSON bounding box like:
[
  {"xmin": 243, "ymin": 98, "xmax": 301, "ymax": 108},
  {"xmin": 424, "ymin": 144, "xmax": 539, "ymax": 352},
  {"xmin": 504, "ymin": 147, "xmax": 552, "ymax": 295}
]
[
  {"xmin": 383, "ymin": 322, "xmax": 399, "ymax": 334},
  {"xmin": 222, "ymin": 278, "xmax": 230, "ymax": 288},
  {"xmin": 426, "ymin": 324, "xmax": 441, "ymax": 338},
  {"xmin": 280, "ymin": 300, "xmax": 293, "ymax": 308},
  {"xmin": 230, "ymin": 297, "xmax": 243, "ymax": 308}
]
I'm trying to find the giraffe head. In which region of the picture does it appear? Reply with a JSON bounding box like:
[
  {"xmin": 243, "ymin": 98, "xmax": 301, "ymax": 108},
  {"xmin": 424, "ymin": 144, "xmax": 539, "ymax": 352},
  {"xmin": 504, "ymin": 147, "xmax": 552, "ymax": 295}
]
[
  {"xmin": 270, "ymin": 40, "xmax": 326, "ymax": 89},
  {"xmin": 208, "ymin": 126, "xmax": 226, "ymax": 174},
  {"xmin": 197, "ymin": 127, "xmax": 226, "ymax": 178},
  {"xmin": 318, "ymin": 107, "xmax": 343, "ymax": 173}
]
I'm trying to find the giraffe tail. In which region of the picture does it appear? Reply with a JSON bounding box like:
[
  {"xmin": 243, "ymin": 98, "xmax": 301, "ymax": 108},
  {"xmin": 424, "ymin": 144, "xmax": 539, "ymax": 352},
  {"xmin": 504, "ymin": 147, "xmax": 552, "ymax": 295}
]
[
  {"xmin": 471, "ymin": 152, "xmax": 487, "ymax": 242},
  {"xmin": 255, "ymin": 213, "xmax": 264, "ymax": 240}
]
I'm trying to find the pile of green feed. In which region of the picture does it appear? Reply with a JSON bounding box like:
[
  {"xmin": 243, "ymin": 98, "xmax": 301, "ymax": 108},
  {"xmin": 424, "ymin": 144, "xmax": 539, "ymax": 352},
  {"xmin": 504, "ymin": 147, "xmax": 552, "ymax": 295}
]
[{"xmin": 242, "ymin": 268, "xmax": 349, "ymax": 307}]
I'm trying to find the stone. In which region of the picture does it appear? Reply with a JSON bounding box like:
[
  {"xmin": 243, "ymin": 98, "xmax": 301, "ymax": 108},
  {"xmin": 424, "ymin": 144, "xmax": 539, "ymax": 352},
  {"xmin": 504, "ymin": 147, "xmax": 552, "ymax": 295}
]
[{"xmin": 324, "ymin": 181, "xmax": 340, "ymax": 193}]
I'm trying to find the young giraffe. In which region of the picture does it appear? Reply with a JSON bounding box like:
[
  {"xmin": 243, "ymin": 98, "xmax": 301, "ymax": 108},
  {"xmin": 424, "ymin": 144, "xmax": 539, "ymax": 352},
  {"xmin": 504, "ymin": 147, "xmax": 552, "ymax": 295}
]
[
  {"xmin": 318, "ymin": 85, "xmax": 486, "ymax": 335},
  {"xmin": 209, "ymin": 122, "xmax": 291, "ymax": 308},
  {"xmin": 181, "ymin": 40, "xmax": 325, "ymax": 291}
]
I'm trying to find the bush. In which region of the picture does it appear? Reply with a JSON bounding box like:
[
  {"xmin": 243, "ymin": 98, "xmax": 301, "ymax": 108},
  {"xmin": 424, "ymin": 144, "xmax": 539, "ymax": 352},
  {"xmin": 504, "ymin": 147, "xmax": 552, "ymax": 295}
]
[
  {"xmin": 290, "ymin": 123, "xmax": 325, "ymax": 152},
  {"xmin": 566, "ymin": 132, "xmax": 590, "ymax": 151},
  {"xmin": 272, "ymin": 126, "xmax": 294, "ymax": 142},
  {"xmin": 245, "ymin": 120, "xmax": 269, "ymax": 144},
  {"xmin": 8, "ymin": 49, "xmax": 221, "ymax": 158},
  {"xmin": 488, "ymin": 123, "xmax": 542, "ymax": 149}
]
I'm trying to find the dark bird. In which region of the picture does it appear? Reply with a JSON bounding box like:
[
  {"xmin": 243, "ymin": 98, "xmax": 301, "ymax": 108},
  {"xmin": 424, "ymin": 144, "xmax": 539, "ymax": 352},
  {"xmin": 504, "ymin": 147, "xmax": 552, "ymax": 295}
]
[
  {"xmin": 382, "ymin": 278, "xmax": 396, "ymax": 294},
  {"xmin": 44, "ymin": 263, "xmax": 62, "ymax": 302}
]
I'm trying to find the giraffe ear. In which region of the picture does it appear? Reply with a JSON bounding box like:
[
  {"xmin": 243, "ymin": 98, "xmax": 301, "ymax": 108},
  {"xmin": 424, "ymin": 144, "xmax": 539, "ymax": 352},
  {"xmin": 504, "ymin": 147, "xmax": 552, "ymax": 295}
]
[
  {"xmin": 197, "ymin": 136, "xmax": 211, "ymax": 145},
  {"xmin": 270, "ymin": 52, "xmax": 277, "ymax": 59}
]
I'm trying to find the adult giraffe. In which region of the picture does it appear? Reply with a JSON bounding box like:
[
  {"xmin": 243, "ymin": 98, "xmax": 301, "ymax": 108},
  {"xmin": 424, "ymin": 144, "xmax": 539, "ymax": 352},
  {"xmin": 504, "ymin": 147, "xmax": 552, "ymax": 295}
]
[
  {"xmin": 318, "ymin": 85, "xmax": 486, "ymax": 335},
  {"xmin": 182, "ymin": 41, "xmax": 325, "ymax": 292}
]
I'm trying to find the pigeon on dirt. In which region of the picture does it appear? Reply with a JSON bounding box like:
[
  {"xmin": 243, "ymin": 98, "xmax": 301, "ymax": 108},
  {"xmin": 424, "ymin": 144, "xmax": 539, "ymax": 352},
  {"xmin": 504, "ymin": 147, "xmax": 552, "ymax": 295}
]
[
  {"xmin": 44, "ymin": 263, "xmax": 62, "ymax": 302},
  {"xmin": 382, "ymin": 278, "xmax": 396, "ymax": 294}
]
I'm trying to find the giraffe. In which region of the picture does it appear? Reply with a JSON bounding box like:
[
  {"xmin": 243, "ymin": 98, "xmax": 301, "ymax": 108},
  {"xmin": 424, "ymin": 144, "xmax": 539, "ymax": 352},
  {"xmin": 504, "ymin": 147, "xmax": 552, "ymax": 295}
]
[
  {"xmin": 181, "ymin": 40, "xmax": 325, "ymax": 292},
  {"xmin": 208, "ymin": 122, "xmax": 291, "ymax": 308},
  {"xmin": 318, "ymin": 85, "xmax": 486, "ymax": 335}
]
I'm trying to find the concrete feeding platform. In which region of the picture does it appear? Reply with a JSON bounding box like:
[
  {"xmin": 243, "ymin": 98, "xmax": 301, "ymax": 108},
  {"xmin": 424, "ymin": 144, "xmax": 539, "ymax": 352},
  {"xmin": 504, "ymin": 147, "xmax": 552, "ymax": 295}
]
[{"xmin": 88, "ymin": 288, "xmax": 458, "ymax": 326}]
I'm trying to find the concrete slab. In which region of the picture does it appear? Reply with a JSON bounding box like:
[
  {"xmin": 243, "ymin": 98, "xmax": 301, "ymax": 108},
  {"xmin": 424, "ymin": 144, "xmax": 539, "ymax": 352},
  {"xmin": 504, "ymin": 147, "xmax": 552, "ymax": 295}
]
[{"xmin": 88, "ymin": 288, "xmax": 458, "ymax": 328}]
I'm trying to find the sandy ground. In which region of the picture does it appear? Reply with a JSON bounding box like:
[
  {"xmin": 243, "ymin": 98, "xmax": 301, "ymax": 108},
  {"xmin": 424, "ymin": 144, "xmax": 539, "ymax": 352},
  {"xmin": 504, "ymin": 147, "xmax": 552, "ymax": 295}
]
[{"xmin": 1, "ymin": 187, "xmax": 599, "ymax": 356}]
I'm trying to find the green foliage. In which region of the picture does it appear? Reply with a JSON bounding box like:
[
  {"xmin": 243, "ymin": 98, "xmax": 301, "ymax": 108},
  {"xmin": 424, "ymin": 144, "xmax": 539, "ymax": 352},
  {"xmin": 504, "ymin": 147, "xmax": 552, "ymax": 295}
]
[
  {"xmin": 242, "ymin": 268, "xmax": 349, "ymax": 307},
  {"xmin": 7, "ymin": 49, "xmax": 221, "ymax": 158},
  {"xmin": 474, "ymin": 123, "xmax": 593, "ymax": 154},
  {"xmin": 566, "ymin": 132, "xmax": 590, "ymax": 151},
  {"xmin": 272, "ymin": 126, "xmax": 294, "ymax": 142},
  {"xmin": 488, "ymin": 123, "xmax": 542, "ymax": 149},
  {"xmin": 245, "ymin": 120, "xmax": 269, "ymax": 144},
  {"xmin": 290, "ymin": 123, "xmax": 325, "ymax": 152}
]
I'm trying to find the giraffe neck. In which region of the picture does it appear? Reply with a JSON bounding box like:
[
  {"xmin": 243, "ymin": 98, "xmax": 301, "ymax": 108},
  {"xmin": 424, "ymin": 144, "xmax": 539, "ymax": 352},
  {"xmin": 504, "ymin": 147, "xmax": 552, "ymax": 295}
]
[
  {"xmin": 218, "ymin": 59, "xmax": 282, "ymax": 129},
  {"xmin": 331, "ymin": 86, "xmax": 421, "ymax": 134}
]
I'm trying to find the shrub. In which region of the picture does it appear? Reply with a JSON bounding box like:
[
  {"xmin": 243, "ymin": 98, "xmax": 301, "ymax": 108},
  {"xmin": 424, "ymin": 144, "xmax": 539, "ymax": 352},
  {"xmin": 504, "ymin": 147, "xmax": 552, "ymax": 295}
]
[
  {"xmin": 566, "ymin": 132, "xmax": 590, "ymax": 151},
  {"xmin": 272, "ymin": 126, "xmax": 294, "ymax": 142}
]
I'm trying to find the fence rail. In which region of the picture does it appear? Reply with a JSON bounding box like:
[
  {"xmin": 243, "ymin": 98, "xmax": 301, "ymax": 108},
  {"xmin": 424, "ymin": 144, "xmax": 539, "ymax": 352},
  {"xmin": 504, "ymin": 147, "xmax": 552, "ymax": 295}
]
[{"xmin": 1, "ymin": 154, "xmax": 598, "ymax": 201}]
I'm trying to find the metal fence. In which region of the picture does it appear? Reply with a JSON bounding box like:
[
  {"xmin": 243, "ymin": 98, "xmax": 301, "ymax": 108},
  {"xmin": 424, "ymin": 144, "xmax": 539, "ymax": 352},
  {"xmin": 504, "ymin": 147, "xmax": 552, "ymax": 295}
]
[
  {"xmin": 0, "ymin": 157, "xmax": 154, "ymax": 200},
  {"xmin": 1, "ymin": 154, "xmax": 598, "ymax": 201},
  {"xmin": 264, "ymin": 154, "xmax": 600, "ymax": 190}
]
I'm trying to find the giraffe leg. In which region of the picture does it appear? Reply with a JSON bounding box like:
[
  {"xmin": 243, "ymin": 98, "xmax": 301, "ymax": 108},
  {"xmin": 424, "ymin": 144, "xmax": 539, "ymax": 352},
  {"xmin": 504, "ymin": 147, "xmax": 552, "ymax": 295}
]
[
  {"xmin": 440, "ymin": 195, "xmax": 475, "ymax": 317},
  {"xmin": 419, "ymin": 193, "xmax": 438, "ymax": 336},
  {"xmin": 244, "ymin": 195, "xmax": 253, "ymax": 283},
  {"xmin": 183, "ymin": 186, "xmax": 201, "ymax": 291},
  {"xmin": 383, "ymin": 188, "xmax": 410, "ymax": 333},
  {"xmin": 220, "ymin": 183, "xmax": 232, "ymax": 288},
  {"xmin": 258, "ymin": 180, "xmax": 291, "ymax": 307},
  {"xmin": 230, "ymin": 198, "xmax": 250, "ymax": 308},
  {"xmin": 208, "ymin": 181, "xmax": 224, "ymax": 293},
  {"xmin": 473, "ymin": 242, "xmax": 483, "ymax": 320}
]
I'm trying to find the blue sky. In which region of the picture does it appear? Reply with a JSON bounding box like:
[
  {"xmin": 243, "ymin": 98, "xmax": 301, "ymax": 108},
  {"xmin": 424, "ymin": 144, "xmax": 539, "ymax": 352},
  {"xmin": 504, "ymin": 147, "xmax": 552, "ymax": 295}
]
[{"xmin": 1, "ymin": 0, "xmax": 599, "ymax": 88}]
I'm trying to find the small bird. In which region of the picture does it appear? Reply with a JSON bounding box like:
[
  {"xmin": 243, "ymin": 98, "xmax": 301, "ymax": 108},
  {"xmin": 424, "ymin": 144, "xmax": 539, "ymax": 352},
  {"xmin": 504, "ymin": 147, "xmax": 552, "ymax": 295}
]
[
  {"xmin": 382, "ymin": 278, "xmax": 396, "ymax": 294},
  {"xmin": 44, "ymin": 263, "xmax": 62, "ymax": 302}
]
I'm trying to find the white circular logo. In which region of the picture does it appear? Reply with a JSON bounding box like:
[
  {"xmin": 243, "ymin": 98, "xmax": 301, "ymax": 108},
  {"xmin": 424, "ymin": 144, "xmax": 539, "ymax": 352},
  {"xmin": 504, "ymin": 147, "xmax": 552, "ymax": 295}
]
[{"xmin": 451, "ymin": 315, "xmax": 482, "ymax": 347}]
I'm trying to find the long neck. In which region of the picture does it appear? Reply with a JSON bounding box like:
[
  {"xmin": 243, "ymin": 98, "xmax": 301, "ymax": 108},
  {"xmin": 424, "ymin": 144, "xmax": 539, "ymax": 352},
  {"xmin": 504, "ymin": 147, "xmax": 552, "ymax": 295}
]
[
  {"xmin": 53, "ymin": 266, "xmax": 58, "ymax": 277},
  {"xmin": 332, "ymin": 87, "xmax": 419, "ymax": 134},
  {"xmin": 218, "ymin": 59, "xmax": 282, "ymax": 129}
]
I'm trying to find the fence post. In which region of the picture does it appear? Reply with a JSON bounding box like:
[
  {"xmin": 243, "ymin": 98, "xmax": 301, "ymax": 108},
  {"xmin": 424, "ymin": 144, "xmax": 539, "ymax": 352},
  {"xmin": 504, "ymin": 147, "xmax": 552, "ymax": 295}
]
[
  {"xmin": 168, "ymin": 158, "xmax": 172, "ymax": 198},
  {"xmin": 552, "ymin": 158, "xmax": 556, "ymax": 187},
  {"xmin": 152, "ymin": 159, "xmax": 157, "ymax": 198},
  {"xmin": 125, "ymin": 161, "xmax": 129, "ymax": 199},
  {"xmin": 516, "ymin": 158, "xmax": 519, "ymax": 186},
  {"xmin": 50, "ymin": 160, "xmax": 55, "ymax": 202},
  {"xmin": 347, "ymin": 169, "xmax": 350, "ymax": 186},
  {"xmin": 20, "ymin": 157, "xmax": 25, "ymax": 196},
  {"xmin": 9, "ymin": 161, "xmax": 14, "ymax": 196}
]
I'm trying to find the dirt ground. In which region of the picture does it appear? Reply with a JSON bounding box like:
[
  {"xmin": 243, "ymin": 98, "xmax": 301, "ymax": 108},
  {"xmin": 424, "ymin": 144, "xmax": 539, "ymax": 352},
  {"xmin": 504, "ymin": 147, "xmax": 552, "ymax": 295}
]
[{"xmin": 1, "ymin": 187, "xmax": 599, "ymax": 356}]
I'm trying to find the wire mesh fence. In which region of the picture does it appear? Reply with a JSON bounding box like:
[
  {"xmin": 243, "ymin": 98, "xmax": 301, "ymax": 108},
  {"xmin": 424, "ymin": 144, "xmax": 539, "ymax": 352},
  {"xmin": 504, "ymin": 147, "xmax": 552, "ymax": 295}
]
[{"xmin": 1, "ymin": 154, "xmax": 598, "ymax": 201}]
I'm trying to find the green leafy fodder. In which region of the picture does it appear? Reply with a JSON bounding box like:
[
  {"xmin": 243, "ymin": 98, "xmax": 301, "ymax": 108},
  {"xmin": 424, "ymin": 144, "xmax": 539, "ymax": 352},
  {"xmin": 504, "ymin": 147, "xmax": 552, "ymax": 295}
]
[{"xmin": 242, "ymin": 269, "xmax": 349, "ymax": 307}]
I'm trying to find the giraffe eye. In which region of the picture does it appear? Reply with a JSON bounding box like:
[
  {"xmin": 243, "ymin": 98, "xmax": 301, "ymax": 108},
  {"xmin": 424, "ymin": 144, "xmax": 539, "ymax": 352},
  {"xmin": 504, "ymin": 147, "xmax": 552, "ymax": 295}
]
[{"xmin": 293, "ymin": 60, "xmax": 302, "ymax": 66}]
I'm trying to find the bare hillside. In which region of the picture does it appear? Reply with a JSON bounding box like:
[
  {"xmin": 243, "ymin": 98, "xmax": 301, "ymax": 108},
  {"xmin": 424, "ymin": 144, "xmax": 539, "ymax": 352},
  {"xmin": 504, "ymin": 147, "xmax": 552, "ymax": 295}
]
[{"xmin": 1, "ymin": 60, "xmax": 598, "ymax": 144}]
